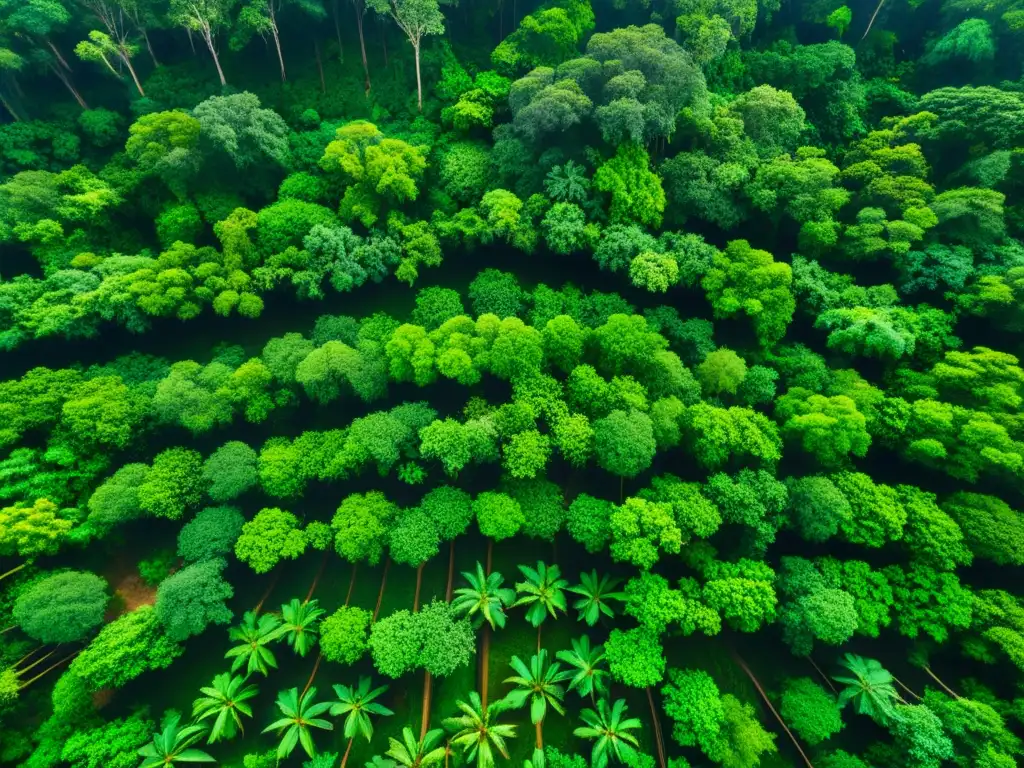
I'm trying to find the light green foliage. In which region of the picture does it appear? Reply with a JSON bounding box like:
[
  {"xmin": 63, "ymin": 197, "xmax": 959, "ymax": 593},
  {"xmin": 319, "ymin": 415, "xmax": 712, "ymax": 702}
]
[
  {"xmin": 728, "ymin": 86, "xmax": 806, "ymax": 160},
  {"xmin": 593, "ymin": 144, "xmax": 665, "ymax": 228},
  {"xmin": 883, "ymin": 564, "xmax": 973, "ymax": 642},
  {"xmin": 943, "ymin": 492, "xmax": 1024, "ymax": 566},
  {"xmin": 86, "ymin": 463, "xmax": 150, "ymax": 534},
  {"xmin": 702, "ymin": 239, "xmax": 795, "ymax": 347},
  {"xmin": 14, "ymin": 570, "xmax": 107, "ymax": 643},
  {"xmin": 389, "ymin": 507, "xmax": 440, "ymax": 566},
  {"xmin": 567, "ymin": 494, "xmax": 614, "ymax": 554},
  {"xmin": 178, "ymin": 506, "xmax": 245, "ymax": 562},
  {"xmin": 832, "ymin": 471, "xmax": 906, "ymax": 547},
  {"xmin": 320, "ymin": 606, "xmax": 372, "ymax": 665},
  {"xmin": 505, "ymin": 477, "xmax": 565, "ymax": 540},
  {"xmin": 594, "ymin": 409, "xmax": 656, "ymax": 479},
  {"xmin": 369, "ymin": 601, "xmax": 474, "ymax": 678},
  {"xmin": 203, "ymin": 442, "xmax": 259, "ymax": 503},
  {"xmin": 138, "ymin": 447, "xmax": 205, "ymax": 520},
  {"xmin": 775, "ymin": 388, "xmax": 871, "ymax": 467},
  {"xmin": 890, "ymin": 705, "xmax": 954, "ymax": 768},
  {"xmin": 504, "ymin": 429, "xmax": 552, "ymax": 479},
  {"xmin": 61, "ymin": 710, "xmax": 153, "ymax": 768},
  {"xmin": 155, "ymin": 558, "xmax": 234, "ymax": 641},
  {"xmin": 785, "ymin": 476, "xmax": 851, "ymax": 542},
  {"xmin": 235, "ymin": 507, "xmax": 307, "ymax": 573},
  {"xmin": 682, "ymin": 403, "xmax": 782, "ymax": 470},
  {"xmin": 704, "ymin": 694, "xmax": 777, "ymax": 768},
  {"xmin": 925, "ymin": 19, "xmax": 995, "ymax": 66},
  {"xmin": 898, "ymin": 485, "xmax": 971, "ymax": 571},
  {"xmin": 609, "ymin": 497, "xmax": 681, "ymax": 570},
  {"xmin": 662, "ymin": 668, "xmax": 724, "ymax": 753},
  {"xmin": 779, "ymin": 678, "xmax": 843, "ymax": 745},
  {"xmin": 474, "ymin": 491, "xmax": 524, "ymax": 541},
  {"xmin": 332, "ymin": 491, "xmax": 398, "ymax": 566},
  {"xmin": 604, "ymin": 626, "xmax": 665, "ymax": 687},
  {"xmin": 69, "ymin": 605, "xmax": 183, "ymax": 691},
  {"xmin": 696, "ymin": 348, "xmax": 746, "ymax": 396}
]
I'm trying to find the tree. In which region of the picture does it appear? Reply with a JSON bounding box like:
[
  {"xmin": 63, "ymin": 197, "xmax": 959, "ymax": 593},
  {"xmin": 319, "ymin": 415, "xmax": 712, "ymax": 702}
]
[
  {"xmin": 232, "ymin": 0, "xmax": 325, "ymax": 82},
  {"xmin": 474, "ymin": 492, "xmax": 525, "ymax": 545},
  {"xmin": 727, "ymin": 86, "xmax": 805, "ymax": 159},
  {"xmin": 593, "ymin": 144, "xmax": 665, "ymax": 228},
  {"xmin": 775, "ymin": 388, "xmax": 871, "ymax": 468},
  {"xmin": 514, "ymin": 561, "xmax": 568, "ymax": 642},
  {"xmin": 203, "ymin": 442, "xmax": 258, "ymax": 502},
  {"xmin": 604, "ymin": 626, "xmax": 665, "ymax": 688},
  {"xmin": 661, "ymin": 668, "xmax": 723, "ymax": 754},
  {"xmin": 568, "ymin": 571, "xmax": 625, "ymax": 626},
  {"xmin": 137, "ymin": 711, "xmax": 214, "ymax": 767},
  {"xmin": 169, "ymin": 0, "xmax": 235, "ymax": 85},
  {"xmin": 702, "ymin": 240, "xmax": 795, "ymax": 347},
  {"xmin": 331, "ymin": 677, "xmax": 394, "ymax": 768},
  {"xmin": 503, "ymin": 650, "xmax": 570, "ymax": 748},
  {"xmin": 832, "ymin": 654, "xmax": 900, "ymax": 725},
  {"xmin": 178, "ymin": 506, "xmax": 245, "ymax": 562},
  {"xmin": 279, "ymin": 598, "xmax": 326, "ymax": 657},
  {"xmin": 556, "ymin": 636, "xmax": 609, "ymax": 701},
  {"xmin": 14, "ymin": 570, "xmax": 107, "ymax": 643},
  {"xmin": 320, "ymin": 606, "xmax": 372, "ymax": 666},
  {"xmin": 573, "ymin": 699, "xmax": 641, "ymax": 768},
  {"xmin": 138, "ymin": 447, "xmax": 205, "ymax": 520},
  {"xmin": 566, "ymin": 495, "xmax": 613, "ymax": 554},
  {"xmin": 778, "ymin": 678, "xmax": 843, "ymax": 746},
  {"xmin": 0, "ymin": 498, "xmax": 75, "ymax": 559},
  {"xmin": 192, "ymin": 672, "xmax": 259, "ymax": 743},
  {"xmin": 364, "ymin": 0, "xmax": 444, "ymax": 111},
  {"xmin": 62, "ymin": 710, "xmax": 154, "ymax": 768},
  {"xmin": 444, "ymin": 691, "xmax": 517, "ymax": 768},
  {"xmin": 504, "ymin": 430, "xmax": 552, "ymax": 479},
  {"xmin": 453, "ymin": 563, "xmax": 516, "ymax": 631},
  {"xmin": 943, "ymin": 492, "xmax": 1024, "ymax": 566},
  {"xmin": 609, "ymin": 497, "xmax": 682, "ymax": 570},
  {"xmin": 332, "ymin": 491, "xmax": 397, "ymax": 566},
  {"xmin": 368, "ymin": 601, "xmax": 475, "ymax": 679},
  {"xmin": 225, "ymin": 611, "xmax": 286, "ymax": 677},
  {"xmin": 593, "ymin": 410, "xmax": 657, "ymax": 488},
  {"xmin": 155, "ymin": 558, "xmax": 234, "ymax": 641},
  {"xmin": 696, "ymin": 348, "xmax": 747, "ymax": 396},
  {"xmin": 262, "ymin": 687, "xmax": 334, "ymax": 761},
  {"xmin": 74, "ymin": 30, "xmax": 143, "ymax": 95},
  {"xmin": 235, "ymin": 508, "xmax": 308, "ymax": 573}
]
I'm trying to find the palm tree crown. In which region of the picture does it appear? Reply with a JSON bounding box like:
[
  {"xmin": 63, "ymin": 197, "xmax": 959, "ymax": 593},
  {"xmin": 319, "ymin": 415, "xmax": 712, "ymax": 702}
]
[
  {"xmin": 331, "ymin": 677, "xmax": 394, "ymax": 742},
  {"xmin": 191, "ymin": 671, "xmax": 259, "ymax": 743},
  {"xmin": 833, "ymin": 653, "xmax": 902, "ymax": 724},
  {"xmin": 502, "ymin": 650, "xmax": 570, "ymax": 724},
  {"xmin": 281, "ymin": 597, "xmax": 326, "ymax": 657},
  {"xmin": 555, "ymin": 636, "xmax": 609, "ymax": 700},
  {"xmin": 262, "ymin": 686, "xmax": 334, "ymax": 761},
  {"xmin": 513, "ymin": 562, "xmax": 568, "ymax": 628},
  {"xmin": 452, "ymin": 563, "xmax": 516, "ymax": 630},
  {"xmin": 138, "ymin": 710, "xmax": 215, "ymax": 767},
  {"xmin": 573, "ymin": 699, "xmax": 642, "ymax": 768},
  {"xmin": 386, "ymin": 726, "xmax": 448, "ymax": 768},
  {"xmin": 225, "ymin": 610, "xmax": 286, "ymax": 677},
  {"xmin": 444, "ymin": 691, "xmax": 517, "ymax": 768},
  {"xmin": 566, "ymin": 571, "xmax": 625, "ymax": 627}
]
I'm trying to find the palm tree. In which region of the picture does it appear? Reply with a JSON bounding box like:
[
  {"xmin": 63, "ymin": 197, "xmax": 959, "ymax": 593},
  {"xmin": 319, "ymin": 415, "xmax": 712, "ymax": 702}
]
[
  {"xmin": 386, "ymin": 726, "xmax": 448, "ymax": 768},
  {"xmin": 555, "ymin": 636, "xmax": 609, "ymax": 702},
  {"xmin": 833, "ymin": 653, "xmax": 902, "ymax": 724},
  {"xmin": 192, "ymin": 672, "xmax": 259, "ymax": 743},
  {"xmin": 331, "ymin": 677, "xmax": 395, "ymax": 768},
  {"xmin": 567, "ymin": 571, "xmax": 625, "ymax": 627},
  {"xmin": 281, "ymin": 597, "xmax": 326, "ymax": 657},
  {"xmin": 502, "ymin": 650, "xmax": 570, "ymax": 749},
  {"xmin": 225, "ymin": 610, "xmax": 286, "ymax": 677},
  {"xmin": 444, "ymin": 691, "xmax": 517, "ymax": 768},
  {"xmin": 138, "ymin": 711, "xmax": 215, "ymax": 767},
  {"xmin": 514, "ymin": 562, "xmax": 568, "ymax": 649},
  {"xmin": 573, "ymin": 699, "xmax": 642, "ymax": 768},
  {"xmin": 452, "ymin": 563, "xmax": 516, "ymax": 708},
  {"xmin": 452, "ymin": 564, "xmax": 516, "ymax": 631},
  {"xmin": 262, "ymin": 686, "xmax": 334, "ymax": 761}
]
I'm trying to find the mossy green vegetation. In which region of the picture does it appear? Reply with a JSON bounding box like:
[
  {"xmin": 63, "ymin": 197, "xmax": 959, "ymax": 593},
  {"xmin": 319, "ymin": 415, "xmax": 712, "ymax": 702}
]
[{"xmin": 3, "ymin": 1, "xmax": 1024, "ymax": 767}]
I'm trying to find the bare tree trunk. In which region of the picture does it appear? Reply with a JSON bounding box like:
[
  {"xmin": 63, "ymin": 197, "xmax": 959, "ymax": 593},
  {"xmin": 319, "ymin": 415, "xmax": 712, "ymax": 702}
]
[
  {"xmin": 421, "ymin": 670, "xmax": 433, "ymax": 739},
  {"xmin": 414, "ymin": 39, "xmax": 422, "ymax": 111},
  {"xmin": 97, "ymin": 52, "xmax": 123, "ymax": 78},
  {"xmin": 535, "ymin": 720, "xmax": 542, "ymax": 750},
  {"xmin": 345, "ymin": 563, "xmax": 357, "ymax": 606},
  {"xmin": 19, "ymin": 652, "xmax": 78, "ymax": 689},
  {"xmin": 0, "ymin": 563, "xmax": 25, "ymax": 582},
  {"xmin": 481, "ymin": 624, "xmax": 491, "ymax": 709},
  {"xmin": 270, "ymin": 19, "xmax": 287, "ymax": 81},
  {"xmin": 645, "ymin": 687, "xmax": 667, "ymax": 768},
  {"xmin": 733, "ymin": 652, "xmax": 815, "ymax": 768},
  {"xmin": 142, "ymin": 28, "xmax": 159, "ymax": 66},
  {"xmin": 923, "ymin": 667, "xmax": 960, "ymax": 699},
  {"xmin": 120, "ymin": 51, "xmax": 145, "ymax": 95},
  {"xmin": 808, "ymin": 656, "xmax": 837, "ymax": 694},
  {"xmin": 49, "ymin": 64, "xmax": 88, "ymax": 109},
  {"xmin": 315, "ymin": 39, "xmax": 326, "ymax": 93},
  {"xmin": 186, "ymin": 28, "xmax": 196, "ymax": 54},
  {"xmin": 201, "ymin": 30, "xmax": 227, "ymax": 86},
  {"xmin": 301, "ymin": 652, "xmax": 324, "ymax": 696},
  {"xmin": 445, "ymin": 540, "xmax": 456, "ymax": 602},
  {"xmin": 46, "ymin": 39, "xmax": 72, "ymax": 71},
  {"xmin": 413, "ymin": 561, "xmax": 425, "ymax": 612},
  {"xmin": 861, "ymin": 0, "xmax": 886, "ymax": 39},
  {"xmin": 341, "ymin": 737, "xmax": 355, "ymax": 768},
  {"xmin": 354, "ymin": 5, "xmax": 371, "ymax": 91},
  {"xmin": 305, "ymin": 551, "xmax": 329, "ymax": 603},
  {"xmin": 486, "ymin": 539, "xmax": 493, "ymax": 575},
  {"xmin": 372, "ymin": 557, "xmax": 391, "ymax": 623},
  {"xmin": 892, "ymin": 676, "xmax": 922, "ymax": 701},
  {"xmin": 254, "ymin": 571, "xmax": 280, "ymax": 613},
  {"xmin": 381, "ymin": 21, "xmax": 388, "ymax": 67},
  {"xmin": 333, "ymin": 0, "xmax": 344, "ymax": 61}
]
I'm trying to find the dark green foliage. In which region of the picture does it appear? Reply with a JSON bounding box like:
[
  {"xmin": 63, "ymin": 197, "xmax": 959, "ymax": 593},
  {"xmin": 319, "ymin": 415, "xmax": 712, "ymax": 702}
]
[
  {"xmin": 14, "ymin": 571, "xmax": 108, "ymax": 644},
  {"xmin": 177, "ymin": 506, "xmax": 245, "ymax": 562},
  {"xmin": 155, "ymin": 558, "xmax": 234, "ymax": 641}
]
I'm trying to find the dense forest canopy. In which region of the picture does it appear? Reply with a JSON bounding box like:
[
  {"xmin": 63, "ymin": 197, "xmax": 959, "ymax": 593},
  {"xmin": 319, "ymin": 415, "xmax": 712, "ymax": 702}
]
[{"xmin": 2, "ymin": 0, "xmax": 1024, "ymax": 767}]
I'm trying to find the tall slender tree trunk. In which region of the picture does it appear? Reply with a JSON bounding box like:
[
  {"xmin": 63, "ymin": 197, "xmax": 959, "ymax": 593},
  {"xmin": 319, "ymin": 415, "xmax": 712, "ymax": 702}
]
[
  {"xmin": 923, "ymin": 666, "xmax": 960, "ymax": 699},
  {"xmin": 353, "ymin": 2, "xmax": 371, "ymax": 90},
  {"xmin": 201, "ymin": 29, "xmax": 227, "ymax": 86},
  {"xmin": 19, "ymin": 652, "xmax": 78, "ymax": 689},
  {"xmin": 315, "ymin": 40, "xmax": 326, "ymax": 93},
  {"xmin": 486, "ymin": 539, "xmax": 493, "ymax": 575},
  {"xmin": 186, "ymin": 28, "xmax": 196, "ymax": 54},
  {"xmin": 537, "ymin": 624, "xmax": 542, "ymax": 653},
  {"xmin": 49, "ymin": 64, "xmax": 88, "ymax": 109},
  {"xmin": 373, "ymin": 557, "xmax": 391, "ymax": 622},
  {"xmin": 120, "ymin": 51, "xmax": 145, "ymax": 96},
  {"xmin": 481, "ymin": 624, "xmax": 491, "ymax": 709},
  {"xmin": 270, "ymin": 19, "xmax": 287, "ymax": 81},
  {"xmin": 254, "ymin": 571, "xmax": 280, "ymax": 613},
  {"xmin": 46, "ymin": 39, "xmax": 72, "ymax": 71},
  {"xmin": 413, "ymin": 561, "xmax": 425, "ymax": 612},
  {"xmin": 97, "ymin": 53, "xmax": 122, "ymax": 79},
  {"xmin": 413, "ymin": 39, "xmax": 422, "ymax": 111},
  {"xmin": 346, "ymin": 563, "xmax": 358, "ymax": 606},
  {"xmin": 535, "ymin": 720, "xmax": 542, "ymax": 750},
  {"xmin": 732, "ymin": 652, "xmax": 815, "ymax": 768},
  {"xmin": 0, "ymin": 563, "xmax": 25, "ymax": 582},
  {"xmin": 445, "ymin": 540, "xmax": 456, "ymax": 602},
  {"xmin": 807, "ymin": 656, "xmax": 837, "ymax": 694},
  {"xmin": 892, "ymin": 676, "xmax": 921, "ymax": 701},
  {"xmin": 305, "ymin": 551, "xmax": 329, "ymax": 603},
  {"xmin": 861, "ymin": 0, "xmax": 886, "ymax": 39},
  {"xmin": 341, "ymin": 737, "xmax": 355, "ymax": 768},
  {"xmin": 142, "ymin": 28, "xmax": 159, "ymax": 66},
  {"xmin": 645, "ymin": 687, "xmax": 667, "ymax": 768},
  {"xmin": 381, "ymin": 22, "xmax": 388, "ymax": 67},
  {"xmin": 333, "ymin": 0, "xmax": 344, "ymax": 62}
]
